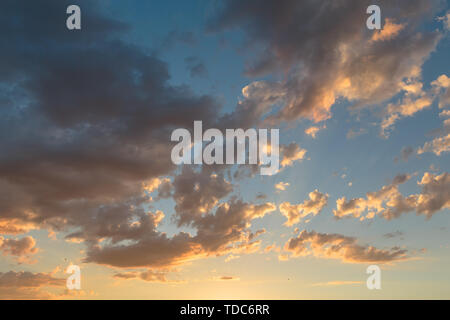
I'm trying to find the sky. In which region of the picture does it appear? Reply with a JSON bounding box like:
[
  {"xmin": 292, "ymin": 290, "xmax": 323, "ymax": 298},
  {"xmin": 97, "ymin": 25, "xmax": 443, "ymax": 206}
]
[{"xmin": 0, "ymin": 0, "xmax": 449, "ymax": 299}]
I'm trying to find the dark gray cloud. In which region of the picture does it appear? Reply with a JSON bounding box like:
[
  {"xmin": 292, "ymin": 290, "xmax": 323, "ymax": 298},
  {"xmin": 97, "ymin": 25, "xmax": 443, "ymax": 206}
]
[
  {"xmin": 172, "ymin": 166, "xmax": 233, "ymax": 226},
  {"xmin": 334, "ymin": 172, "xmax": 449, "ymax": 220},
  {"xmin": 0, "ymin": 0, "xmax": 221, "ymax": 231},
  {"xmin": 0, "ymin": 0, "xmax": 247, "ymax": 270},
  {"xmin": 84, "ymin": 198, "xmax": 275, "ymax": 268},
  {"xmin": 0, "ymin": 270, "xmax": 65, "ymax": 299}
]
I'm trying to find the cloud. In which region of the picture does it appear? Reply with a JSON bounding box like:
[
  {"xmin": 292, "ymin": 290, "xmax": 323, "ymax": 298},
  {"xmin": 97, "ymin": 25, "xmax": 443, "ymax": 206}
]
[
  {"xmin": 383, "ymin": 231, "xmax": 404, "ymax": 239},
  {"xmin": 371, "ymin": 18, "xmax": 405, "ymax": 42},
  {"xmin": 0, "ymin": 270, "xmax": 65, "ymax": 299},
  {"xmin": 279, "ymin": 190, "xmax": 328, "ymax": 226},
  {"xmin": 380, "ymin": 80, "xmax": 434, "ymax": 137},
  {"xmin": 432, "ymin": 74, "xmax": 450, "ymax": 109},
  {"xmin": 172, "ymin": 167, "xmax": 233, "ymax": 226},
  {"xmin": 280, "ymin": 143, "xmax": 307, "ymax": 167},
  {"xmin": 192, "ymin": 200, "xmax": 275, "ymax": 253},
  {"xmin": 334, "ymin": 172, "xmax": 450, "ymax": 220},
  {"xmin": 275, "ymin": 182, "xmax": 290, "ymax": 191},
  {"xmin": 209, "ymin": 0, "xmax": 443, "ymax": 126},
  {"xmin": 415, "ymin": 79, "xmax": 450, "ymax": 155},
  {"xmin": 0, "ymin": 0, "xmax": 221, "ymax": 239},
  {"xmin": 284, "ymin": 230, "xmax": 409, "ymax": 264},
  {"xmin": 0, "ymin": 236, "xmax": 39, "ymax": 264},
  {"xmin": 417, "ymin": 134, "xmax": 450, "ymax": 156},
  {"xmin": 305, "ymin": 125, "xmax": 326, "ymax": 139},
  {"xmin": 113, "ymin": 270, "xmax": 182, "ymax": 283},
  {"xmin": 84, "ymin": 199, "xmax": 275, "ymax": 268},
  {"xmin": 224, "ymin": 254, "xmax": 240, "ymax": 262},
  {"xmin": 0, "ymin": 0, "xmax": 276, "ymax": 273}
]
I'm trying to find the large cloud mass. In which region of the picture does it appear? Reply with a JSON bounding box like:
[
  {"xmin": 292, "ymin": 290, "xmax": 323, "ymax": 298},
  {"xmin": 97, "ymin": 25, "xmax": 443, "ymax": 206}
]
[{"xmin": 210, "ymin": 0, "xmax": 444, "ymax": 127}]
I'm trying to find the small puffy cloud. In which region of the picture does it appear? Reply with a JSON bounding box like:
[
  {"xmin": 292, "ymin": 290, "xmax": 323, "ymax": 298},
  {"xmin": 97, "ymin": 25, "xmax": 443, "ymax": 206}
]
[
  {"xmin": 334, "ymin": 197, "xmax": 368, "ymax": 220},
  {"xmin": 392, "ymin": 173, "xmax": 411, "ymax": 185},
  {"xmin": 210, "ymin": 0, "xmax": 443, "ymax": 127},
  {"xmin": 383, "ymin": 231, "xmax": 404, "ymax": 239},
  {"xmin": 432, "ymin": 74, "xmax": 450, "ymax": 109},
  {"xmin": 143, "ymin": 177, "xmax": 173, "ymax": 199},
  {"xmin": 436, "ymin": 12, "xmax": 450, "ymax": 31},
  {"xmin": 172, "ymin": 167, "xmax": 233, "ymax": 225},
  {"xmin": 0, "ymin": 219, "xmax": 36, "ymax": 235},
  {"xmin": 255, "ymin": 193, "xmax": 267, "ymax": 200},
  {"xmin": 279, "ymin": 190, "xmax": 328, "ymax": 226},
  {"xmin": 305, "ymin": 125, "xmax": 326, "ymax": 139},
  {"xmin": 417, "ymin": 133, "xmax": 450, "ymax": 156},
  {"xmin": 224, "ymin": 254, "xmax": 240, "ymax": 262},
  {"xmin": 440, "ymin": 110, "xmax": 450, "ymax": 118},
  {"xmin": 414, "ymin": 172, "xmax": 450, "ymax": 217},
  {"xmin": 0, "ymin": 236, "xmax": 39, "ymax": 264},
  {"xmin": 275, "ymin": 182, "xmax": 290, "ymax": 191},
  {"xmin": 334, "ymin": 172, "xmax": 449, "ymax": 220},
  {"xmin": 280, "ymin": 143, "xmax": 307, "ymax": 167},
  {"xmin": 85, "ymin": 200, "xmax": 276, "ymax": 269},
  {"xmin": 381, "ymin": 87, "xmax": 433, "ymax": 137},
  {"xmin": 381, "ymin": 74, "xmax": 450, "ymax": 138},
  {"xmin": 284, "ymin": 230, "xmax": 409, "ymax": 264}
]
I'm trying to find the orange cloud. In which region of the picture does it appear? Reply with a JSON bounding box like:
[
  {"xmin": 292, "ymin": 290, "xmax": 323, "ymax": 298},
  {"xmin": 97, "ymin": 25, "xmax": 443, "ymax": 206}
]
[
  {"xmin": 418, "ymin": 134, "xmax": 450, "ymax": 156},
  {"xmin": 284, "ymin": 230, "xmax": 409, "ymax": 264},
  {"xmin": 280, "ymin": 143, "xmax": 307, "ymax": 167},
  {"xmin": 0, "ymin": 270, "xmax": 65, "ymax": 300},
  {"xmin": 0, "ymin": 219, "xmax": 36, "ymax": 235},
  {"xmin": 279, "ymin": 190, "xmax": 328, "ymax": 226},
  {"xmin": 334, "ymin": 172, "xmax": 450, "ymax": 220},
  {"xmin": 0, "ymin": 236, "xmax": 39, "ymax": 264},
  {"xmin": 372, "ymin": 18, "xmax": 405, "ymax": 42}
]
